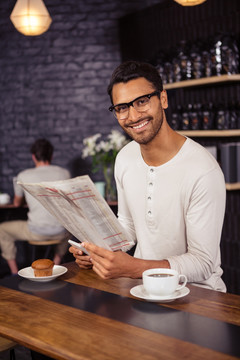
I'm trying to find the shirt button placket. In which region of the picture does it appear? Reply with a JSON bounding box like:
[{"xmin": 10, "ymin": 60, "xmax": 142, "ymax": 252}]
[{"xmin": 147, "ymin": 167, "xmax": 155, "ymax": 224}]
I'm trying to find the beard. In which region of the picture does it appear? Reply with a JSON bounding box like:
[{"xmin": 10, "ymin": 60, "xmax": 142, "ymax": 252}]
[{"xmin": 121, "ymin": 111, "xmax": 164, "ymax": 145}]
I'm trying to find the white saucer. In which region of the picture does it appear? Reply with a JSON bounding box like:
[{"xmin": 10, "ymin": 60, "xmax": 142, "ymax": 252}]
[
  {"xmin": 18, "ymin": 265, "xmax": 68, "ymax": 282},
  {"xmin": 130, "ymin": 284, "xmax": 190, "ymax": 302}
]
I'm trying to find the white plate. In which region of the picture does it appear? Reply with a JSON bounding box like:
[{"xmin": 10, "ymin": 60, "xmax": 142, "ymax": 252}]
[
  {"xmin": 130, "ymin": 284, "xmax": 190, "ymax": 302},
  {"xmin": 18, "ymin": 265, "xmax": 68, "ymax": 282}
]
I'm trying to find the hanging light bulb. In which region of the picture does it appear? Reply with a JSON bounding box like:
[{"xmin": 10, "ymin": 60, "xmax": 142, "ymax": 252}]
[
  {"xmin": 10, "ymin": 0, "xmax": 52, "ymax": 36},
  {"xmin": 173, "ymin": 0, "xmax": 206, "ymax": 6}
]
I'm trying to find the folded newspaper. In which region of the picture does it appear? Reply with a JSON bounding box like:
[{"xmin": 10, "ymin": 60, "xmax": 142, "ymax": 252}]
[{"xmin": 19, "ymin": 175, "xmax": 134, "ymax": 252}]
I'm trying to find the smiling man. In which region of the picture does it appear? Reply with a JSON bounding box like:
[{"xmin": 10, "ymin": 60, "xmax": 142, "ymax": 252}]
[{"xmin": 70, "ymin": 61, "xmax": 226, "ymax": 292}]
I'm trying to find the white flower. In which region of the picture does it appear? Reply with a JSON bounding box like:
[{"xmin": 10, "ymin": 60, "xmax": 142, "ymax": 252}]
[
  {"xmin": 107, "ymin": 130, "xmax": 129, "ymax": 150},
  {"xmin": 82, "ymin": 129, "xmax": 130, "ymax": 173},
  {"xmin": 97, "ymin": 140, "xmax": 113, "ymax": 152},
  {"xmin": 82, "ymin": 133, "xmax": 101, "ymax": 158}
]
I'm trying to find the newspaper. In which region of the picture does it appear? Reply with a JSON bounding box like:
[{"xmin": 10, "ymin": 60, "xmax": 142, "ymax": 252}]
[{"xmin": 18, "ymin": 175, "xmax": 134, "ymax": 252}]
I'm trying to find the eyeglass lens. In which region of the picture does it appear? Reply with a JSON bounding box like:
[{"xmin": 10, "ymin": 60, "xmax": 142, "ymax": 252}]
[{"xmin": 115, "ymin": 95, "xmax": 151, "ymax": 120}]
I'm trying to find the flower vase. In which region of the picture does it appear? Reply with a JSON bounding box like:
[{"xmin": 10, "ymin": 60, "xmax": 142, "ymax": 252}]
[
  {"xmin": 94, "ymin": 181, "xmax": 106, "ymax": 198},
  {"xmin": 103, "ymin": 164, "xmax": 117, "ymax": 203}
]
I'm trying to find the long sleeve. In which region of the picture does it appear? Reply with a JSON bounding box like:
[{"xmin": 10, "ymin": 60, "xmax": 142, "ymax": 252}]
[{"xmin": 167, "ymin": 167, "xmax": 226, "ymax": 291}]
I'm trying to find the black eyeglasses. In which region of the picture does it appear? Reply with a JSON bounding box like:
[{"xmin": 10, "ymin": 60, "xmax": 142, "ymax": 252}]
[{"xmin": 109, "ymin": 91, "xmax": 160, "ymax": 120}]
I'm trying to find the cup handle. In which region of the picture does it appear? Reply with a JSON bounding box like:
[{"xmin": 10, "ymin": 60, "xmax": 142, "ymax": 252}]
[{"xmin": 176, "ymin": 274, "xmax": 187, "ymax": 291}]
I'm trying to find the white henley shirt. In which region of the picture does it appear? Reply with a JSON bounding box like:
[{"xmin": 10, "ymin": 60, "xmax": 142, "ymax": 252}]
[{"xmin": 115, "ymin": 137, "xmax": 226, "ymax": 291}]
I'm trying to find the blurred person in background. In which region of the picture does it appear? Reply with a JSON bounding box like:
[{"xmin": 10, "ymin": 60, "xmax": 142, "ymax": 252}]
[{"xmin": 0, "ymin": 138, "xmax": 71, "ymax": 274}]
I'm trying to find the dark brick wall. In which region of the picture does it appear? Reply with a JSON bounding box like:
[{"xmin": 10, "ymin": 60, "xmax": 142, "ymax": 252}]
[{"xmin": 0, "ymin": 0, "xmax": 161, "ymax": 198}]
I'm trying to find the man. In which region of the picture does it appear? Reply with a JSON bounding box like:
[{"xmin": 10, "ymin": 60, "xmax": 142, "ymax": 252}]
[
  {"xmin": 0, "ymin": 138, "xmax": 70, "ymax": 274},
  {"xmin": 70, "ymin": 61, "xmax": 226, "ymax": 291}
]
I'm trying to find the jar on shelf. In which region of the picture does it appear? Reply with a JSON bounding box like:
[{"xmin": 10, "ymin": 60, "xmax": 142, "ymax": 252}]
[
  {"xmin": 171, "ymin": 105, "xmax": 182, "ymax": 130},
  {"xmin": 172, "ymin": 56, "xmax": 181, "ymax": 82},
  {"xmin": 210, "ymin": 34, "xmax": 222, "ymax": 76},
  {"xmin": 202, "ymin": 47, "xmax": 212, "ymax": 78},
  {"xmin": 190, "ymin": 41, "xmax": 203, "ymax": 79},
  {"xmin": 236, "ymin": 101, "xmax": 240, "ymax": 129},
  {"xmin": 220, "ymin": 34, "xmax": 239, "ymax": 75},
  {"xmin": 155, "ymin": 51, "xmax": 174, "ymax": 85},
  {"xmin": 228, "ymin": 102, "xmax": 238, "ymax": 129},
  {"xmin": 190, "ymin": 103, "xmax": 202, "ymax": 130},
  {"xmin": 210, "ymin": 33, "xmax": 239, "ymax": 76},
  {"xmin": 183, "ymin": 43, "xmax": 192, "ymax": 81},
  {"xmin": 163, "ymin": 60, "xmax": 174, "ymax": 84},
  {"xmin": 173, "ymin": 41, "xmax": 192, "ymax": 81},
  {"xmin": 202, "ymin": 103, "xmax": 214, "ymax": 130},
  {"xmin": 181, "ymin": 105, "xmax": 190, "ymax": 130},
  {"xmin": 215, "ymin": 103, "xmax": 230, "ymax": 129}
]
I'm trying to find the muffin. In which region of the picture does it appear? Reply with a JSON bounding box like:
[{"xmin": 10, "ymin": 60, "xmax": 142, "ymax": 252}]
[{"xmin": 31, "ymin": 259, "xmax": 54, "ymax": 277}]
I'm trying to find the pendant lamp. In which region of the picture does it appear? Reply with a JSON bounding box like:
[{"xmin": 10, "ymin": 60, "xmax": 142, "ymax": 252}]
[
  {"xmin": 10, "ymin": 0, "xmax": 52, "ymax": 36},
  {"xmin": 173, "ymin": 0, "xmax": 206, "ymax": 5}
]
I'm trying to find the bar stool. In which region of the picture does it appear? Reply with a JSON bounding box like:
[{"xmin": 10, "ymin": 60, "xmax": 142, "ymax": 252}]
[
  {"xmin": 28, "ymin": 239, "xmax": 62, "ymax": 262},
  {"xmin": 0, "ymin": 337, "xmax": 16, "ymax": 360}
]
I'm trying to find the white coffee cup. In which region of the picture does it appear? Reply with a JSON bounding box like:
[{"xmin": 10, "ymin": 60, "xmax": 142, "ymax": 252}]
[
  {"xmin": 142, "ymin": 268, "xmax": 187, "ymax": 297},
  {"xmin": 0, "ymin": 193, "xmax": 10, "ymax": 205}
]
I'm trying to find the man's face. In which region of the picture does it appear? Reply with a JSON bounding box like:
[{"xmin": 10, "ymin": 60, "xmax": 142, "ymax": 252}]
[{"xmin": 111, "ymin": 77, "xmax": 167, "ymax": 145}]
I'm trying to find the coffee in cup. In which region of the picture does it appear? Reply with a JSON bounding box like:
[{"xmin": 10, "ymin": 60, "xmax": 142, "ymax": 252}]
[{"xmin": 142, "ymin": 268, "xmax": 187, "ymax": 297}]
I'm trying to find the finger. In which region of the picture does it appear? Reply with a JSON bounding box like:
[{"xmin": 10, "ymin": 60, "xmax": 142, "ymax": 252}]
[
  {"xmin": 91, "ymin": 262, "xmax": 112, "ymax": 279},
  {"xmin": 75, "ymin": 258, "xmax": 93, "ymax": 269},
  {"xmin": 76, "ymin": 256, "xmax": 92, "ymax": 264},
  {"xmin": 74, "ymin": 253, "xmax": 92, "ymax": 263},
  {"xmin": 82, "ymin": 242, "xmax": 111, "ymax": 258},
  {"xmin": 69, "ymin": 246, "xmax": 83, "ymax": 256}
]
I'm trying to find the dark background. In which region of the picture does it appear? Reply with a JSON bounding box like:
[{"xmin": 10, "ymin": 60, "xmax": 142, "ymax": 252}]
[{"xmin": 0, "ymin": 0, "xmax": 162, "ymax": 196}]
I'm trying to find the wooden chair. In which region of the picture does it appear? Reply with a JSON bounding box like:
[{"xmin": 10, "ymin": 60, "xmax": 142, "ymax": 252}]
[
  {"xmin": 28, "ymin": 238, "xmax": 62, "ymax": 262},
  {"xmin": 0, "ymin": 337, "xmax": 16, "ymax": 360}
]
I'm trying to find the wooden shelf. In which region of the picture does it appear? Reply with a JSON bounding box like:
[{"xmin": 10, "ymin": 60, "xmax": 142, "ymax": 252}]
[
  {"xmin": 164, "ymin": 74, "xmax": 240, "ymax": 90},
  {"xmin": 226, "ymin": 183, "xmax": 240, "ymax": 191},
  {"xmin": 177, "ymin": 130, "xmax": 240, "ymax": 137},
  {"xmin": 164, "ymin": 76, "xmax": 240, "ymax": 190}
]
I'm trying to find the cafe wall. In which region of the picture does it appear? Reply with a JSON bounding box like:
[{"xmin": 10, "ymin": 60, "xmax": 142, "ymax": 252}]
[{"xmin": 0, "ymin": 0, "xmax": 161, "ymax": 197}]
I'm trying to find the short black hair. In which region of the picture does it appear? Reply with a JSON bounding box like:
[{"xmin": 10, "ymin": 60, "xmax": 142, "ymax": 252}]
[
  {"xmin": 107, "ymin": 61, "xmax": 163, "ymax": 103},
  {"xmin": 30, "ymin": 138, "xmax": 54, "ymax": 162}
]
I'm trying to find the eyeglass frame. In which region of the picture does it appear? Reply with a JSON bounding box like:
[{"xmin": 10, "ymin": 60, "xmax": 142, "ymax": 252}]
[{"xmin": 108, "ymin": 90, "xmax": 160, "ymax": 119}]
